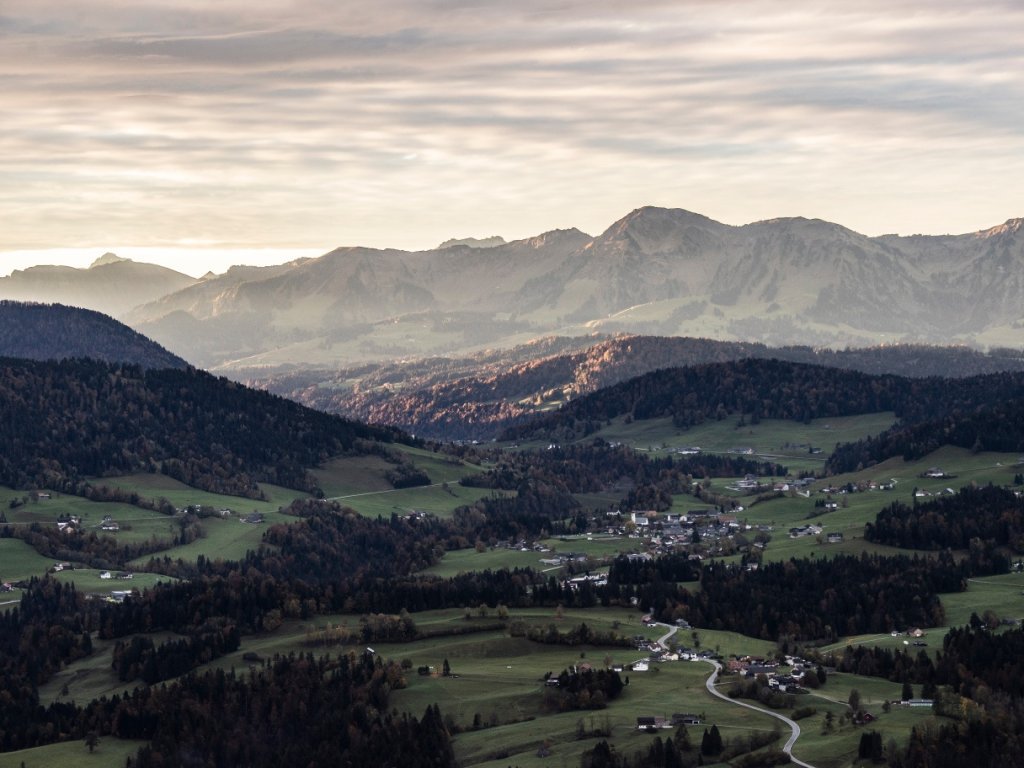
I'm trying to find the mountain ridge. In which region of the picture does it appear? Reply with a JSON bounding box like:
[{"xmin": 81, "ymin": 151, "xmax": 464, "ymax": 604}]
[{"xmin": 5, "ymin": 208, "xmax": 1023, "ymax": 368}]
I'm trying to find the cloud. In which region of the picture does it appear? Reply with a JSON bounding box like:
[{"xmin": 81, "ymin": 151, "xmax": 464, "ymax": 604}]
[{"xmin": 1, "ymin": 0, "xmax": 1023, "ymax": 253}]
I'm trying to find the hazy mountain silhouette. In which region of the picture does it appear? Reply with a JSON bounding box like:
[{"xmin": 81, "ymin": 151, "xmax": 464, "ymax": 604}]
[
  {"xmin": 9, "ymin": 209, "xmax": 1023, "ymax": 368},
  {"xmin": 0, "ymin": 255, "xmax": 197, "ymax": 318}
]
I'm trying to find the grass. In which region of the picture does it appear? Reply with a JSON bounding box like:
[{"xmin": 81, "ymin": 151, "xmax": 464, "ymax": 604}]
[
  {"xmin": 0, "ymin": 537, "xmax": 57, "ymax": 581},
  {"xmin": 423, "ymin": 535, "xmax": 645, "ymax": 578},
  {"xmin": 940, "ymin": 572, "xmax": 1024, "ymax": 628},
  {"xmin": 128, "ymin": 509, "xmax": 296, "ymax": 566},
  {"xmin": 0, "ymin": 738, "xmax": 147, "ymax": 768},
  {"xmin": 578, "ymin": 412, "xmax": 898, "ymax": 475},
  {"xmin": 97, "ymin": 472, "xmax": 307, "ymax": 512},
  {"xmin": 313, "ymin": 447, "xmax": 489, "ymax": 518},
  {"xmin": 51, "ymin": 568, "xmax": 176, "ymax": 594},
  {"xmin": 331, "ymin": 482, "xmax": 494, "ymax": 519}
]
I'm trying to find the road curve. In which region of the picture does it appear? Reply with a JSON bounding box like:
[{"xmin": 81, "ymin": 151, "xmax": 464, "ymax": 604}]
[{"xmin": 702, "ymin": 660, "xmax": 818, "ymax": 768}]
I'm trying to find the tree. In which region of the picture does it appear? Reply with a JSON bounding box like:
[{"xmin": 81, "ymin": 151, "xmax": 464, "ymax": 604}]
[
  {"xmin": 442, "ymin": 658, "xmax": 451, "ymax": 677},
  {"xmin": 674, "ymin": 724, "xmax": 692, "ymax": 752},
  {"xmin": 700, "ymin": 725, "xmax": 722, "ymax": 756},
  {"xmin": 858, "ymin": 731, "xmax": 883, "ymax": 761},
  {"xmin": 848, "ymin": 688, "xmax": 862, "ymax": 713},
  {"xmin": 85, "ymin": 731, "xmax": 99, "ymax": 753},
  {"xmin": 902, "ymin": 680, "xmax": 914, "ymax": 701}
]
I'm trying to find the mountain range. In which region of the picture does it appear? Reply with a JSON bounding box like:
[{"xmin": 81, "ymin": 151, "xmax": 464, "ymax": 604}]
[{"xmin": 3, "ymin": 208, "xmax": 1023, "ymax": 370}]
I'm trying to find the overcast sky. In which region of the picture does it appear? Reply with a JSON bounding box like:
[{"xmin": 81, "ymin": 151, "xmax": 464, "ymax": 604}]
[{"xmin": 2, "ymin": 0, "xmax": 1023, "ymax": 277}]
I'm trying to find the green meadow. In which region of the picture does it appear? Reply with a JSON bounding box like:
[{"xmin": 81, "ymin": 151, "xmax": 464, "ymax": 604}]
[
  {"xmin": 0, "ymin": 537, "xmax": 55, "ymax": 582},
  {"xmin": 0, "ymin": 738, "xmax": 147, "ymax": 768},
  {"xmin": 580, "ymin": 412, "xmax": 899, "ymax": 474}
]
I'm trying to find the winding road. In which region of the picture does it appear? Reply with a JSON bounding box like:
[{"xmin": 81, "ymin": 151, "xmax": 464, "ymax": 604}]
[
  {"xmin": 701, "ymin": 660, "xmax": 817, "ymax": 768},
  {"xmin": 648, "ymin": 622, "xmax": 817, "ymax": 768}
]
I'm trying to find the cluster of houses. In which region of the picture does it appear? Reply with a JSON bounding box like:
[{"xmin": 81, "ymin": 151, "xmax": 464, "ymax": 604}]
[
  {"xmin": 56, "ymin": 515, "xmax": 81, "ymax": 533},
  {"xmin": 55, "ymin": 514, "xmax": 121, "ymax": 533},
  {"xmin": 725, "ymin": 654, "xmax": 816, "ymax": 694},
  {"xmin": 729, "ymin": 475, "xmax": 816, "ymax": 494},
  {"xmin": 624, "ymin": 509, "xmax": 750, "ymax": 555},
  {"xmin": 636, "ymin": 713, "xmax": 702, "ymax": 731}
]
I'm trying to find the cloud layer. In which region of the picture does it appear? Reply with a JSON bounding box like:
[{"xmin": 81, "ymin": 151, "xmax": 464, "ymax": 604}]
[{"xmin": 2, "ymin": 0, "xmax": 1023, "ymax": 258}]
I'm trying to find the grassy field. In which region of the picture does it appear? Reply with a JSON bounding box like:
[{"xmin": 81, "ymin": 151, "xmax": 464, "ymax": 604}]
[
  {"xmin": 97, "ymin": 472, "xmax": 308, "ymax": 511},
  {"xmin": 50, "ymin": 568, "xmax": 176, "ymax": 594},
  {"xmin": 575, "ymin": 412, "xmax": 898, "ymax": 474},
  {"xmin": 0, "ymin": 738, "xmax": 147, "ymax": 768},
  {"xmin": 423, "ymin": 535, "xmax": 645, "ymax": 578},
  {"xmin": 314, "ymin": 446, "xmax": 490, "ymax": 518},
  {"xmin": 127, "ymin": 508, "xmax": 300, "ymax": 566},
  {"xmin": 0, "ymin": 537, "xmax": 58, "ymax": 582}
]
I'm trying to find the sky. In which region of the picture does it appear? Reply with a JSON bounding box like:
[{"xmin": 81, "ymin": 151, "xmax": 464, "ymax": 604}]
[{"xmin": 2, "ymin": 0, "xmax": 1023, "ymax": 278}]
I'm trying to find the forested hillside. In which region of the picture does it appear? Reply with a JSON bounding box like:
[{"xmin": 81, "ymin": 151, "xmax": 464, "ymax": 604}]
[
  {"xmin": 250, "ymin": 335, "xmax": 1024, "ymax": 440},
  {"xmin": 502, "ymin": 358, "xmax": 1024, "ymax": 445},
  {"xmin": 0, "ymin": 301, "xmax": 187, "ymax": 369},
  {"xmin": 829, "ymin": 398, "xmax": 1024, "ymax": 472},
  {"xmin": 0, "ymin": 357, "xmax": 408, "ymax": 497}
]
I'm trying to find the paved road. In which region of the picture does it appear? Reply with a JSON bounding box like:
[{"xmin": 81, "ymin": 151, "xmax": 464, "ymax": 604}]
[
  {"xmin": 701, "ymin": 659, "xmax": 818, "ymax": 768},
  {"xmin": 654, "ymin": 623, "xmax": 679, "ymax": 649}
]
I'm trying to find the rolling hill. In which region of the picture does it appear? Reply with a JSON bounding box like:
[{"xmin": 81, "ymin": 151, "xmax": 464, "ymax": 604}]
[
  {"xmin": 0, "ymin": 301, "xmax": 188, "ymax": 369},
  {"xmin": 0, "ymin": 357, "xmax": 410, "ymax": 498}
]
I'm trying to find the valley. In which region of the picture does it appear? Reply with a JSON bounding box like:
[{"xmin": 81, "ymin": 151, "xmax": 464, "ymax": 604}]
[{"xmin": 3, "ymin": 395, "xmax": 1024, "ymax": 768}]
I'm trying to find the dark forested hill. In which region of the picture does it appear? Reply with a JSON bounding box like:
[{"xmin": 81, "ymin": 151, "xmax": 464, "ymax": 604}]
[
  {"xmin": 0, "ymin": 301, "xmax": 189, "ymax": 369},
  {"xmin": 0, "ymin": 357, "xmax": 409, "ymax": 497},
  {"xmin": 500, "ymin": 358, "xmax": 1024, "ymax": 446},
  {"xmin": 828, "ymin": 397, "xmax": 1024, "ymax": 473}
]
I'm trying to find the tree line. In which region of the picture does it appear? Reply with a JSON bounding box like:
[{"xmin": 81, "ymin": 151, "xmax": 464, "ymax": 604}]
[{"xmin": 865, "ymin": 484, "xmax": 1024, "ymax": 559}]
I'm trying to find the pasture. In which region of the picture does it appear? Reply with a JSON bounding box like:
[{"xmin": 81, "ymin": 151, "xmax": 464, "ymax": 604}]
[
  {"xmin": 0, "ymin": 738, "xmax": 147, "ymax": 768},
  {"xmin": 581, "ymin": 412, "xmax": 898, "ymax": 474},
  {"xmin": 0, "ymin": 536, "xmax": 54, "ymax": 581}
]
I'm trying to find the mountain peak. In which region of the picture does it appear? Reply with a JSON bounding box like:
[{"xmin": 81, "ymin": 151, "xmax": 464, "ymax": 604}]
[
  {"xmin": 977, "ymin": 218, "xmax": 1024, "ymax": 239},
  {"xmin": 90, "ymin": 252, "xmax": 129, "ymax": 268},
  {"xmin": 605, "ymin": 206, "xmax": 725, "ymax": 238},
  {"xmin": 520, "ymin": 228, "xmax": 592, "ymax": 250},
  {"xmin": 437, "ymin": 235, "xmax": 507, "ymax": 250}
]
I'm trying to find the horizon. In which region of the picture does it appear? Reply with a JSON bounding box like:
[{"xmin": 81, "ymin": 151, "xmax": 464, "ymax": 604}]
[
  {"xmin": 2, "ymin": 205, "xmax": 1022, "ymax": 279},
  {"xmin": 3, "ymin": 0, "xmax": 1023, "ymax": 263}
]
